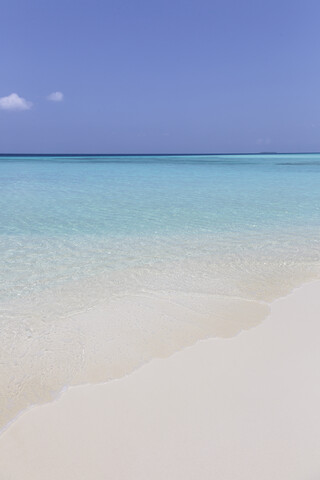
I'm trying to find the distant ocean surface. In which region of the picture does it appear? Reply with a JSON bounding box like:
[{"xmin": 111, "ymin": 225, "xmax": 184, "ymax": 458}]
[{"xmin": 1, "ymin": 153, "xmax": 320, "ymax": 430}]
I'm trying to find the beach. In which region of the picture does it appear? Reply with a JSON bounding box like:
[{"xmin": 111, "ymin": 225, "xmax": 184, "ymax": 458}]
[
  {"xmin": 1, "ymin": 279, "xmax": 319, "ymax": 479},
  {"xmin": 2, "ymin": 0, "xmax": 320, "ymax": 475},
  {"xmin": 1, "ymin": 154, "xmax": 320, "ymax": 431},
  {"xmin": 1, "ymin": 154, "xmax": 320, "ymax": 478}
]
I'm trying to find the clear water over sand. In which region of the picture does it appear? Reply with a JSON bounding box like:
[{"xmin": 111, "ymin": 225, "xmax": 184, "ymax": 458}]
[{"xmin": 1, "ymin": 154, "xmax": 320, "ymax": 429}]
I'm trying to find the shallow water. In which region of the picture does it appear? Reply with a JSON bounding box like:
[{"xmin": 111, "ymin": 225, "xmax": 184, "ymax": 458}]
[{"xmin": 1, "ymin": 154, "xmax": 320, "ymax": 430}]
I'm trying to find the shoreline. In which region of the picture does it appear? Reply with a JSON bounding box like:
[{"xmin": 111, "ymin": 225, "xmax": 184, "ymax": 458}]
[
  {"xmin": 1, "ymin": 279, "xmax": 320, "ymax": 478},
  {"xmin": 1, "ymin": 274, "xmax": 318, "ymax": 437}
]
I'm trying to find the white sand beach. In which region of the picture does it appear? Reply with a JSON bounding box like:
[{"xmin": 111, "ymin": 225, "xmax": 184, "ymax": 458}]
[{"xmin": 0, "ymin": 280, "xmax": 320, "ymax": 479}]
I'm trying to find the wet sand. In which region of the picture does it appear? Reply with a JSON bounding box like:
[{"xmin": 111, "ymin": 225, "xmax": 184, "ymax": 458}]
[{"xmin": 0, "ymin": 281, "xmax": 320, "ymax": 479}]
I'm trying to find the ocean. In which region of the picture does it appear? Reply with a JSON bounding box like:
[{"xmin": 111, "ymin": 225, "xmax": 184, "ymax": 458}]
[{"xmin": 1, "ymin": 153, "xmax": 320, "ymax": 430}]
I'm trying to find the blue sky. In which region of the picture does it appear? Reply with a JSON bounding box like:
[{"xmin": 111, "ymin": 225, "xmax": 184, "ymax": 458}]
[{"xmin": 0, "ymin": 0, "xmax": 319, "ymax": 154}]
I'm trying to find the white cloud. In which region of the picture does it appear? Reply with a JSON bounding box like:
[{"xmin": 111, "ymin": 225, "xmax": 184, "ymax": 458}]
[
  {"xmin": 0, "ymin": 93, "xmax": 33, "ymax": 111},
  {"xmin": 47, "ymin": 91, "xmax": 64, "ymax": 102}
]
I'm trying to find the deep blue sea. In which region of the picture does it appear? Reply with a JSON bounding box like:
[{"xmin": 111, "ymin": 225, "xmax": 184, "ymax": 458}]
[{"xmin": 1, "ymin": 153, "xmax": 320, "ymax": 429}]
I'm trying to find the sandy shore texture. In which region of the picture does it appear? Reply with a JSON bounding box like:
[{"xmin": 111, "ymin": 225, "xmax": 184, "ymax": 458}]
[{"xmin": 1, "ymin": 280, "xmax": 320, "ymax": 479}]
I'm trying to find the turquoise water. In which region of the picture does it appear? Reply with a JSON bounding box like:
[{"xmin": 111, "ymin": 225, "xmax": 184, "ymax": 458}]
[{"xmin": 1, "ymin": 153, "xmax": 320, "ymax": 429}]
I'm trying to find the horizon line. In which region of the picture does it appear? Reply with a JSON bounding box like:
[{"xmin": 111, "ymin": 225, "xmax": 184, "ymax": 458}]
[{"xmin": 1, "ymin": 151, "xmax": 320, "ymax": 157}]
